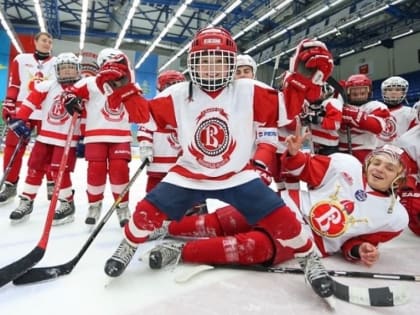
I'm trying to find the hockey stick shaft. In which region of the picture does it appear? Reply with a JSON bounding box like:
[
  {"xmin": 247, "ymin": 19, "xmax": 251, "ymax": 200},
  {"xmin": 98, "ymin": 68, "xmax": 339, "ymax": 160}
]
[
  {"xmin": 215, "ymin": 264, "xmax": 420, "ymax": 282},
  {"xmin": 13, "ymin": 158, "xmax": 149, "ymax": 285},
  {"xmin": 0, "ymin": 135, "xmax": 26, "ymax": 190},
  {"xmin": 0, "ymin": 113, "xmax": 79, "ymax": 287}
]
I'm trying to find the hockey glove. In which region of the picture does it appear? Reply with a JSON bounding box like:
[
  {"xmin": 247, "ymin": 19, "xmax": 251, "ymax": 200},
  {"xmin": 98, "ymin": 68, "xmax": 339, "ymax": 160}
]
[
  {"xmin": 252, "ymin": 160, "xmax": 272, "ymax": 186},
  {"xmin": 342, "ymin": 105, "xmax": 367, "ymax": 128},
  {"xmin": 2, "ymin": 98, "xmax": 16, "ymax": 122},
  {"xmin": 62, "ymin": 92, "xmax": 83, "ymax": 116},
  {"xmin": 138, "ymin": 140, "xmax": 153, "ymax": 163},
  {"xmin": 290, "ymin": 39, "xmax": 333, "ymax": 86},
  {"xmin": 76, "ymin": 137, "xmax": 85, "ymax": 158},
  {"xmin": 8, "ymin": 119, "xmax": 31, "ymax": 139},
  {"xmin": 300, "ymin": 103, "xmax": 326, "ymax": 125},
  {"xmin": 96, "ymin": 62, "xmax": 131, "ymax": 95}
]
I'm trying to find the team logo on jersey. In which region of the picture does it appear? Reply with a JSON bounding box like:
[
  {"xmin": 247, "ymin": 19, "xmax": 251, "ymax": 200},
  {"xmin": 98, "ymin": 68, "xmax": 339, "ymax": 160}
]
[
  {"xmin": 309, "ymin": 185, "xmax": 368, "ymax": 238},
  {"xmin": 167, "ymin": 131, "xmax": 181, "ymax": 151},
  {"xmin": 354, "ymin": 189, "xmax": 367, "ymax": 201},
  {"xmin": 340, "ymin": 171, "xmax": 354, "ymax": 186},
  {"xmin": 378, "ymin": 116, "xmax": 397, "ymax": 141},
  {"xmin": 47, "ymin": 94, "xmax": 70, "ymax": 125},
  {"xmin": 101, "ymin": 100, "xmax": 125, "ymax": 122},
  {"xmin": 188, "ymin": 108, "xmax": 236, "ymax": 168},
  {"xmin": 28, "ymin": 71, "xmax": 46, "ymax": 92}
]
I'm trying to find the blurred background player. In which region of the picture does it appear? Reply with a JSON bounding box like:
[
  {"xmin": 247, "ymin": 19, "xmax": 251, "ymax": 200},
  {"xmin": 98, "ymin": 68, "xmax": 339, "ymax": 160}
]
[
  {"xmin": 63, "ymin": 48, "xmax": 133, "ymax": 228},
  {"xmin": 338, "ymin": 74, "xmax": 390, "ymax": 163},
  {"xmin": 377, "ymin": 76, "xmax": 417, "ymax": 146},
  {"xmin": 0, "ymin": 32, "xmax": 56, "ymax": 204},
  {"xmin": 234, "ymin": 54, "xmax": 257, "ymax": 79},
  {"xmin": 7, "ymin": 52, "xmax": 82, "ymax": 224}
]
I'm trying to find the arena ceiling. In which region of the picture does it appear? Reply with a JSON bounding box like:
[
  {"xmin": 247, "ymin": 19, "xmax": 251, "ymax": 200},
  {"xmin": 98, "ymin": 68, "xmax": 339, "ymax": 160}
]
[{"xmin": 1, "ymin": 0, "xmax": 420, "ymax": 71}]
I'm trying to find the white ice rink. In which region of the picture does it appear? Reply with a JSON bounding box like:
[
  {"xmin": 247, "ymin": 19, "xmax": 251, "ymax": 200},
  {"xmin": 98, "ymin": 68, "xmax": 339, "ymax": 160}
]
[{"xmin": 0, "ymin": 154, "xmax": 419, "ymax": 315}]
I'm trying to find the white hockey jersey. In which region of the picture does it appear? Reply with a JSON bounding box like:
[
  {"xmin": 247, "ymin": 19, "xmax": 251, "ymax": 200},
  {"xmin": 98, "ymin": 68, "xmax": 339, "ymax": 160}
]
[
  {"xmin": 72, "ymin": 76, "xmax": 132, "ymax": 144},
  {"xmin": 395, "ymin": 125, "xmax": 420, "ymax": 185},
  {"xmin": 281, "ymin": 152, "xmax": 408, "ymax": 259},
  {"xmin": 142, "ymin": 79, "xmax": 280, "ymax": 190}
]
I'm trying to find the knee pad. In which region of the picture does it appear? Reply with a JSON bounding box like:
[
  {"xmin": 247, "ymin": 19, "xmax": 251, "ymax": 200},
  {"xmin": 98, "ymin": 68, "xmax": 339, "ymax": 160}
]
[{"xmin": 215, "ymin": 205, "xmax": 251, "ymax": 235}]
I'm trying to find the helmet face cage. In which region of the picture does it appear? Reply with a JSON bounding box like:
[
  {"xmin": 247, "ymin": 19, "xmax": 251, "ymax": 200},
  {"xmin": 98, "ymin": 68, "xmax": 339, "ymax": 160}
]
[
  {"xmin": 346, "ymin": 74, "xmax": 372, "ymax": 106},
  {"xmin": 157, "ymin": 70, "xmax": 186, "ymax": 92},
  {"xmin": 55, "ymin": 53, "xmax": 81, "ymax": 83},
  {"xmin": 188, "ymin": 49, "xmax": 236, "ymax": 92},
  {"xmin": 381, "ymin": 76, "xmax": 408, "ymax": 106}
]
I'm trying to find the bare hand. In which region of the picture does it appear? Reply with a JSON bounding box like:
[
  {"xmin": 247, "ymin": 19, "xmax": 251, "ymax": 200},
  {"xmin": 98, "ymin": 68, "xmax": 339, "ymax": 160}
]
[
  {"xmin": 359, "ymin": 242, "xmax": 379, "ymax": 267},
  {"xmin": 285, "ymin": 117, "xmax": 311, "ymax": 156}
]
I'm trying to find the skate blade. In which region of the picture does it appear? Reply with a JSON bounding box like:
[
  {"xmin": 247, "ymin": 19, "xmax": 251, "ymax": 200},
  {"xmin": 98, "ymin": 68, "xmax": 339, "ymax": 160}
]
[
  {"xmin": 52, "ymin": 215, "xmax": 75, "ymax": 226},
  {"xmin": 10, "ymin": 214, "xmax": 31, "ymax": 225},
  {"xmin": 323, "ymin": 295, "xmax": 336, "ymax": 309}
]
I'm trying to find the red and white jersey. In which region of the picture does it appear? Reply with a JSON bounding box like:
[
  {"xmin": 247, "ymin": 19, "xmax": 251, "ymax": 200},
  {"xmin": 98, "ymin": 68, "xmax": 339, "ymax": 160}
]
[
  {"xmin": 142, "ymin": 80, "xmax": 280, "ymax": 190},
  {"xmin": 395, "ymin": 125, "xmax": 420, "ymax": 186},
  {"xmin": 137, "ymin": 124, "xmax": 181, "ymax": 174},
  {"xmin": 338, "ymin": 100, "xmax": 389, "ymax": 152},
  {"xmin": 281, "ymin": 152, "xmax": 408, "ymax": 259},
  {"xmin": 17, "ymin": 80, "xmax": 81, "ymax": 147},
  {"xmin": 310, "ymin": 98, "xmax": 343, "ymax": 146},
  {"xmin": 72, "ymin": 76, "xmax": 132, "ymax": 144},
  {"xmin": 377, "ymin": 104, "xmax": 418, "ymax": 146},
  {"xmin": 7, "ymin": 53, "xmax": 56, "ymax": 120}
]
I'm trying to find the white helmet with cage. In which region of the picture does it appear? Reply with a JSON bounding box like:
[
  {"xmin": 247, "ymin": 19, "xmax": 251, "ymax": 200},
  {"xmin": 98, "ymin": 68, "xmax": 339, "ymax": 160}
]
[
  {"xmin": 236, "ymin": 54, "xmax": 257, "ymax": 78},
  {"xmin": 97, "ymin": 48, "xmax": 126, "ymax": 68},
  {"xmin": 54, "ymin": 52, "xmax": 81, "ymax": 84},
  {"xmin": 381, "ymin": 76, "xmax": 409, "ymax": 107},
  {"xmin": 187, "ymin": 27, "xmax": 237, "ymax": 92}
]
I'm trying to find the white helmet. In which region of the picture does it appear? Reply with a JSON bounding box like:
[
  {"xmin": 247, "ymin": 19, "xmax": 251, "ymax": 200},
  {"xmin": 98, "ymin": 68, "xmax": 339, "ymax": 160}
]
[
  {"xmin": 97, "ymin": 48, "xmax": 126, "ymax": 67},
  {"xmin": 54, "ymin": 52, "xmax": 81, "ymax": 83},
  {"xmin": 236, "ymin": 54, "xmax": 257, "ymax": 78},
  {"xmin": 381, "ymin": 76, "xmax": 408, "ymax": 107}
]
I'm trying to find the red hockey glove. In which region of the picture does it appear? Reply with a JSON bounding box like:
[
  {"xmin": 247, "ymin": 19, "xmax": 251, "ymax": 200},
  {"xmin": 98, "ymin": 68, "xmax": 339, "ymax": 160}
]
[
  {"xmin": 106, "ymin": 82, "xmax": 142, "ymax": 111},
  {"xmin": 290, "ymin": 39, "xmax": 333, "ymax": 86},
  {"xmin": 342, "ymin": 105, "xmax": 367, "ymax": 128},
  {"xmin": 253, "ymin": 160, "xmax": 272, "ymax": 186},
  {"xmin": 2, "ymin": 98, "xmax": 16, "ymax": 122},
  {"xmin": 62, "ymin": 92, "xmax": 83, "ymax": 116},
  {"xmin": 282, "ymin": 71, "xmax": 322, "ymax": 119},
  {"xmin": 96, "ymin": 62, "xmax": 131, "ymax": 95}
]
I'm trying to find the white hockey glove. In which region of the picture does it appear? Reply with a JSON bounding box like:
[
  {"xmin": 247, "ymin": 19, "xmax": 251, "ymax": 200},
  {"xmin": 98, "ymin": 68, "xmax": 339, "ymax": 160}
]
[{"xmin": 139, "ymin": 140, "xmax": 153, "ymax": 163}]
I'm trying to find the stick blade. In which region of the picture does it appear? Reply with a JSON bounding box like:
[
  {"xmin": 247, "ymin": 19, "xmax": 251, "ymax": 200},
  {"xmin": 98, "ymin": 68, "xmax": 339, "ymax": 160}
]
[
  {"xmin": 13, "ymin": 260, "xmax": 75, "ymax": 285},
  {"xmin": 0, "ymin": 246, "xmax": 45, "ymax": 287}
]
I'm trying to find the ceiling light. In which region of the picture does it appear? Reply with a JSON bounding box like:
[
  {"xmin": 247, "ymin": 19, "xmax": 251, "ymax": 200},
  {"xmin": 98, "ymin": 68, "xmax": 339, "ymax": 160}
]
[
  {"xmin": 361, "ymin": 5, "xmax": 389, "ymax": 19},
  {"xmin": 115, "ymin": 0, "xmax": 140, "ymax": 49},
  {"xmin": 0, "ymin": 9, "xmax": 22, "ymax": 53},
  {"xmin": 391, "ymin": 29, "xmax": 413, "ymax": 40},
  {"xmin": 363, "ymin": 40, "xmax": 381, "ymax": 49},
  {"xmin": 339, "ymin": 49, "xmax": 355, "ymax": 57},
  {"xmin": 33, "ymin": 0, "xmax": 46, "ymax": 32},
  {"xmin": 79, "ymin": 0, "xmax": 89, "ymax": 51}
]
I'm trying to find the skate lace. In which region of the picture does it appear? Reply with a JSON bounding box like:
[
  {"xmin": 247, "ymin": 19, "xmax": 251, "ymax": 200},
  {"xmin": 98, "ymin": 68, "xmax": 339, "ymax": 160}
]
[
  {"xmin": 0, "ymin": 184, "xmax": 16, "ymax": 197},
  {"xmin": 157, "ymin": 242, "xmax": 183, "ymax": 268},
  {"xmin": 15, "ymin": 199, "xmax": 33, "ymax": 214},
  {"xmin": 301, "ymin": 253, "xmax": 328, "ymax": 282},
  {"xmin": 148, "ymin": 221, "xmax": 170, "ymax": 241},
  {"xmin": 113, "ymin": 241, "xmax": 137, "ymax": 265},
  {"xmin": 56, "ymin": 200, "xmax": 73, "ymax": 215}
]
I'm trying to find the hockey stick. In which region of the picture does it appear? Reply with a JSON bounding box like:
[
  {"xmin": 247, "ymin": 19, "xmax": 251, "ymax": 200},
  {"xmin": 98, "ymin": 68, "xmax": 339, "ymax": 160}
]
[
  {"xmin": 13, "ymin": 158, "xmax": 149, "ymax": 285},
  {"xmin": 176, "ymin": 264, "xmax": 410, "ymax": 307},
  {"xmin": 0, "ymin": 113, "xmax": 79, "ymax": 288},
  {"xmin": 0, "ymin": 123, "xmax": 8, "ymax": 153},
  {"xmin": 0, "ymin": 134, "xmax": 26, "ymax": 191}
]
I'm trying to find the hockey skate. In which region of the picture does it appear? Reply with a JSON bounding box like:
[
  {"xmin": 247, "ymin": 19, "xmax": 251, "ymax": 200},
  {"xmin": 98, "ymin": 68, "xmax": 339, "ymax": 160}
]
[
  {"xmin": 298, "ymin": 251, "xmax": 335, "ymax": 305},
  {"xmin": 46, "ymin": 181, "xmax": 54, "ymax": 201},
  {"xmin": 148, "ymin": 241, "xmax": 184, "ymax": 269},
  {"xmin": 85, "ymin": 201, "xmax": 102, "ymax": 225},
  {"xmin": 116, "ymin": 202, "xmax": 131, "ymax": 227},
  {"xmin": 147, "ymin": 220, "xmax": 170, "ymax": 241},
  {"xmin": 53, "ymin": 199, "xmax": 75, "ymax": 226},
  {"xmin": 104, "ymin": 239, "xmax": 137, "ymax": 277},
  {"xmin": 9, "ymin": 195, "xmax": 33, "ymax": 223},
  {"xmin": 0, "ymin": 181, "xmax": 17, "ymax": 204}
]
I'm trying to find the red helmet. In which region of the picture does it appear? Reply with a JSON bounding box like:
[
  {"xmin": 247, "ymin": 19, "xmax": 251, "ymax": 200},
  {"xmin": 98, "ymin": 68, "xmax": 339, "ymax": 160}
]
[
  {"xmin": 187, "ymin": 27, "xmax": 237, "ymax": 91},
  {"xmin": 157, "ymin": 70, "xmax": 186, "ymax": 92},
  {"xmin": 345, "ymin": 74, "xmax": 372, "ymax": 105}
]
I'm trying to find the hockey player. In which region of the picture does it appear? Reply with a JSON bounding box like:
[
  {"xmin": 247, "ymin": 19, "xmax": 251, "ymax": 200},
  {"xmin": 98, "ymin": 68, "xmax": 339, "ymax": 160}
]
[
  {"xmin": 338, "ymin": 74, "xmax": 390, "ymax": 163},
  {"xmin": 88, "ymin": 28, "xmax": 336, "ymax": 300},
  {"xmin": 395, "ymin": 106, "xmax": 420, "ymax": 236},
  {"xmin": 63, "ymin": 48, "xmax": 133, "ymax": 228},
  {"xmin": 7, "ymin": 52, "xmax": 82, "ymax": 224},
  {"xmin": 234, "ymin": 54, "xmax": 257, "ymax": 79},
  {"xmin": 145, "ymin": 123, "xmax": 409, "ymax": 267},
  {"xmin": 377, "ymin": 76, "xmax": 417, "ymax": 146},
  {"xmin": 1, "ymin": 32, "xmax": 56, "ymax": 204}
]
